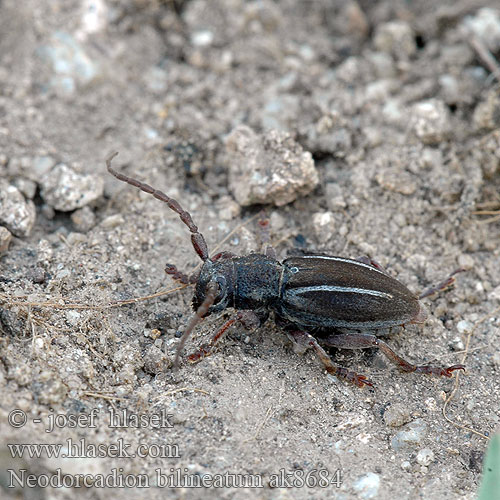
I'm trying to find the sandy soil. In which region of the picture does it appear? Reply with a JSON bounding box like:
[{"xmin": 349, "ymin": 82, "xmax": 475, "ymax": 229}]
[{"xmin": 1, "ymin": 1, "xmax": 500, "ymax": 499}]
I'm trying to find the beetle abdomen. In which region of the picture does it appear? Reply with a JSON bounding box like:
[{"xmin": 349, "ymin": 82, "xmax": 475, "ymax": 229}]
[{"xmin": 277, "ymin": 256, "xmax": 423, "ymax": 329}]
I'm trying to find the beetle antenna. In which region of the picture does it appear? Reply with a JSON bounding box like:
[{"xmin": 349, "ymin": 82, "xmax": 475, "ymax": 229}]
[
  {"xmin": 174, "ymin": 282, "xmax": 218, "ymax": 370},
  {"xmin": 106, "ymin": 152, "xmax": 209, "ymax": 262}
]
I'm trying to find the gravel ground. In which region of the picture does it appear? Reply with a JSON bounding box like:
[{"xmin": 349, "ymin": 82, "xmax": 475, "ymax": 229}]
[{"xmin": 1, "ymin": 1, "xmax": 500, "ymax": 499}]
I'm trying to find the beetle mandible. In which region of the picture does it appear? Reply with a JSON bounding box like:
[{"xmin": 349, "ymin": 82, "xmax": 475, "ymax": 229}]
[{"xmin": 106, "ymin": 152, "xmax": 464, "ymax": 387}]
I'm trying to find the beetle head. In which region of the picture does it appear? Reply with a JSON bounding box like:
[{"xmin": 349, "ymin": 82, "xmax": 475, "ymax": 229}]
[{"xmin": 192, "ymin": 258, "xmax": 235, "ymax": 315}]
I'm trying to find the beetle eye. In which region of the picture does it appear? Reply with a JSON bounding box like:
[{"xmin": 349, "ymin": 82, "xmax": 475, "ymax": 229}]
[
  {"xmin": 216, "ymin": 276, "xmax": 226, "ymax": 288},
  {"xmin": 211, "ymin": 276, "xmax": 226, "ymax": 305}
]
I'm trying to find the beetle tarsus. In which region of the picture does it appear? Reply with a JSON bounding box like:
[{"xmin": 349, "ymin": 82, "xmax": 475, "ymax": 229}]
[
  {"xmin": 186, "ymin": 316, "xmax": 237, "ymax": 363},
  {"xmin": 186, "ymin": 310, "xmax": 263, "ymax": 362},
  {"xmin": 188, "ymin": 344, "xmax": 212, "ymax": 363},
  {"xmin": 165, "ymin": 264, "xmax": 191, "ymax": 285},
  {"xmin": 338, "ymin": 369, "xmax": 374, "ymax": 388},
  {"xmin": 418, "ymin": 268, "xmax": 466, "ymax": 300},
  {"xmin": 413, "ymin": 363, "xmax": 465, "ymax": 377},
  {"xmin": 287, "ymin": 330, "xmax": 374, "ymax": 388}
]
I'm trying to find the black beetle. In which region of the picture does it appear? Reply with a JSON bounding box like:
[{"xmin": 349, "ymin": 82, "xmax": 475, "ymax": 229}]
[{"xmin": 106, "ymin": 152, "xmax": 464, "ymax": 387}]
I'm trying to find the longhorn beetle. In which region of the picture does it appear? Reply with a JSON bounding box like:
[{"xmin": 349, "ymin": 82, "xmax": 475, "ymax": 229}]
[{"xmin": 106, "ymin": 152, "xmax": 464, "ymax": 387}]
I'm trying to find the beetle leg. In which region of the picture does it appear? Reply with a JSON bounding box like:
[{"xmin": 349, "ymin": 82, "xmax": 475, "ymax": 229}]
[
  {"xmin": 187, "ymin": 317, "xmax": 237, "ymax": 363},
  {"xmin": 187, "ymin": 310, "xmax": 263, "ymax": 363},
  {"xmin": 323, "ymin": 333, "xmax": 465, "ymax": 378},
  {"xmin": 165, "ymin": 263, "xmax": 192, "ymax": 285},
  {"xmin": 211, "ymin": 251, "xmax": 237, "ymax": 261},
  {"xmin": 418, "ymin": 268, "xmax": 465, "ymax": 300},
  {"xmin": 174, "ymin": 283, "xmax": 218, "ymax": 370},
  {"xmin": 257, "ymin": 211, "xmax": 277, "ymax": 260},
  {"xmin": 287, "ymin": 331, "xmax": 374, "ymax": 388}
]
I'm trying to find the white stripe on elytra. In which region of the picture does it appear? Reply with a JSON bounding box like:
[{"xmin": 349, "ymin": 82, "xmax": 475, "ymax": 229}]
[
  {"xmin": 291, "ymin": 285, "xmax": 392, "ymax": 299},
  {"xmin": 298, "ymin": 255, "xmax": 387, "ymax": 275}
]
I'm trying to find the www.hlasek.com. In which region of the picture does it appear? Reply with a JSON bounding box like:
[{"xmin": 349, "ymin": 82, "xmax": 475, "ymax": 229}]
[
  {"xmin": 8, "ymin": 438, "xmax": 180, "ymax": 460},
  {"xmin": 8, "ymin": 468, "xmax": 342, "ymax": 489}
]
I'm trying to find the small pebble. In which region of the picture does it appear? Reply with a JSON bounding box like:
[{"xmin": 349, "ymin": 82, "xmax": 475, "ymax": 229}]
[
  {"xmin": 99, "ymin": 214, "xmax": 124, "ymax": 229},
  {"xmin": 416, "ymin": 448, "xmax": 435, "ymax": 466},
  {"xmin": 225, "ymin": 125, "xmax": 318, "ymax": 206},
  {"xmin": 373, "ymin": 20, "xmax": 416, "ymax": 59},
  {"xmin": 13, "ymin": 178, "xmax": 37, "ymax": 199},
  {"xmin": 71, "ymin": 206, "xmax": 97, "ymax": 232},
  {"xmin": 143, "ymin": 345, "xmax": 172, "ymax": 375},
  {"xmin": 409, "ymin": 99, "xmax": 451, "ymax": 145},
  {"xmin": 492, "ymin": 351, "xmax": 500, "ymax": 368},
  {"xmin": 391, "ymin": 419, "xmax": 428, "ymax": 451},
  {"xmin": 79, "ymin": 0, "xmax": 108, "ymax": 37},
  {"xmin": 401, "ymin": 460, "xmax": 411, "ymax": 471},
  {"xmin": 300, "ymin": 112, "xmax": 354, "ymax": 156},
  {"xmin": 424, "ymin": 397, "xmax": 438, "ymax": 412},
  {"xmin": 36, "ymin": 31, "xmax": 99, "ymax": 94},
  {"xmin": 215, "ymin": 196, "xmax": 241, "ymax": 221},
  {"xmin": 32, "ymin": 155, "xmax": 57, "ymax": 178},
  {"xmin": 325, "ymin": 183, "xmax": 346, "ymax": 211},
  {"xmin": 0, "ymin": 180, "xmax": 36, "ymax": 237},
  {"xmin": 33, "ymin": 337, "xmax": 45, "ymax": 351},
  {"xmin": 475, "ymin": 130, "xmax": 500, "ymax": 179},
  {"xmin": 456, "ymin": 320, "xmax": 472, "ymax": 334},
  {"xmin": 489, "ymin": 284, "xmax": 500, "ymax": 302},
  {"xmin": 365, "ymin": 79, "xmax": 399, "ymax": 102},
  {"xmin": 439, "ymin": 74, "xmax": 461, "ymax": 104},
  {"xmin": 261, "ymin": 94, "xmax": 301, "ymax": 131},
  {"xmin": 473, "ymin": 89, "xmax": 500, "ymax": 131},
  {"xmin": 66, "ymin": 232, "xmax": 87, "ymax": 245},
  {"xmin": 463, "ymin": 8, "xmax": 500, "ymax": 52},
  {"xmin": 65, "ymin": 310, "xmax": 81, "ymax": 326},
  {"xmin": 466, "ymin": 398, "xmax": 477, "ymax": 412},
  {"xmin": 37, "ymin": 377, "xmax": 68, "ymax": 405},
  {"xmin": 0, "ymin": 226, "xmax": 12, "ymax": 255},
  {"xmin": 312, "ymin": 211, "xmax": 335, "ymax": 244},
  {"xmin": 37, "ymin": 239, "xmax": 54, "ymax": 264},
  {"xmin": 458, "ymin": 254, "xmax": 474, "ymax": 269},
  {"xmin": 336, "ymin": 56, "xmax": 364, "ymax": 84},
  {"xmin": 449, "ymin": 336, "xmax": 465, "ymax": 351},
  {"xmin": 41, "ymin": 204, "xmax": 56, "ymax": 219},
  {"xmin": 269, "ymin": 212, "xmax": 286, "ymax": 231},
  {"xmin": 375, "ymin": 168, "xmax": 416, "ymax": 195},
  {"xmin": 28, "ymin": 267, "xmax": 47, "ymax": 284},
  {"xmin": 367, "ymin": 51, "xmax": 396, "ymax": 79},
  {"xmin": 144, "ymin": 66, "xmax": 168, "ymax": 94},
  {"xmin": 353, "ymin": 472, "xmax": 380, "ymax": 499},
  {"xmin": 56, "ymin": 269, "xmax": 71, "ymax": 279},
  {"xmin": 191, "ymin": 30, "xmax": 214, "ymax": 47},
  {"xmin": 382, "ymin": 99, "xmax": 404, "ymax": 123},
  {"xmin": 383, "ymin": 403, "xmax": 411, "ymax": 427},
  {"xmin": 40, "ymin": 164, "xmax": 104, "ymax": 211}
]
